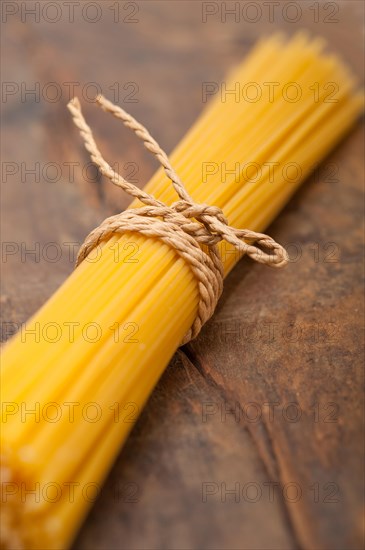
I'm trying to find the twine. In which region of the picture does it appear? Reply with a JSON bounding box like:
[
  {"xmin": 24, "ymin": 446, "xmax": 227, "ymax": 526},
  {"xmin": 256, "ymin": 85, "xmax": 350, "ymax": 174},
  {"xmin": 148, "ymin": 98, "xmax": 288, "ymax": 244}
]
[{"xmin": 67, "ymin": 95, "xmax": 288, "ymax": 344}]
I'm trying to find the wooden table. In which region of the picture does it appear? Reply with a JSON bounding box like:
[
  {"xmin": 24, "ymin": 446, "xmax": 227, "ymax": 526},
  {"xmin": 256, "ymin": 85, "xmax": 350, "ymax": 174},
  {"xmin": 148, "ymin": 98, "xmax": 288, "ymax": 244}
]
[{"xmin": 2, "ymin": 2, "xmax": 364, "ymax": 548}]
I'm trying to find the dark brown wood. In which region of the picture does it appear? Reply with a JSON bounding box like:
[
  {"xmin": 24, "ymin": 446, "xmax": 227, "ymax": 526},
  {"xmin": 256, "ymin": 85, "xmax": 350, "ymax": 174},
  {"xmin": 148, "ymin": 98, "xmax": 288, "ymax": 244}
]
[{"xmin": 1, "ymin": 2, "xmax": 364, "ymax": 549}]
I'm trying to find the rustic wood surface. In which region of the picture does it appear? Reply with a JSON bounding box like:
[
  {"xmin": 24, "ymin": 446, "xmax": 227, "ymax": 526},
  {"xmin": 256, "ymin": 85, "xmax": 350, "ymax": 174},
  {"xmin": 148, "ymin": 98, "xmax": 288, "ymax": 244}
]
[{"xmin": 1, "ymin": 1, "xmax": 364, "ymax": 549}]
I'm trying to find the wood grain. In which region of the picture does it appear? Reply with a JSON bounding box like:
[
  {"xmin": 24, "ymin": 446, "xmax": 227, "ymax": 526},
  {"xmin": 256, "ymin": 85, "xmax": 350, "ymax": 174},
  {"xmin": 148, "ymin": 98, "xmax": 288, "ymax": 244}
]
[{"xmin": 1, "ymin": 2, "xmax": 364, "ymax": 549}]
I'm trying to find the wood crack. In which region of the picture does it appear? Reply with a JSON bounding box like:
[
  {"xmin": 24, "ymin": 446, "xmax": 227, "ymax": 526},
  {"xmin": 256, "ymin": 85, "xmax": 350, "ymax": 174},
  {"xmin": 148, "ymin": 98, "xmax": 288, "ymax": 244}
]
[{"xmin": 178, "ymin": 344, "xmax": 304, "ymax": 550}]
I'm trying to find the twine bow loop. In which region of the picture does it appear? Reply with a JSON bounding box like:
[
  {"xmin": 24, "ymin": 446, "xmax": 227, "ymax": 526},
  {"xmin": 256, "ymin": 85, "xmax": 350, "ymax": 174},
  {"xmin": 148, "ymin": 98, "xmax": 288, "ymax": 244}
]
[
  {"xmin": 68, "ymin": 94, "xmax": 288, "ymax": 343},
  {"xmin": 171, "ymin": 199, "xmax": 287, "ymax": 267}
]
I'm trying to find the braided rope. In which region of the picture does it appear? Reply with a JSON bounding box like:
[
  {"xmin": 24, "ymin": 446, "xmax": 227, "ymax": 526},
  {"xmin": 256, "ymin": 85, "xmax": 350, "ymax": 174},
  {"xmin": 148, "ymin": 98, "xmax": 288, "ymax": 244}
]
[{"xmin": 67, "ymin": 95, "xmax": 288, "ymax": 344}]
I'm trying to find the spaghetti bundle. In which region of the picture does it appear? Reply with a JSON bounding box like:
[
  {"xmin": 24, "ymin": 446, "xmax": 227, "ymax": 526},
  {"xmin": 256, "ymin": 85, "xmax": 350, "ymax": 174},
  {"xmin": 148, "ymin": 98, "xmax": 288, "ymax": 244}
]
[{"xmin": 1, "ymin": 34, "xmax": 363, "ymax": 549}]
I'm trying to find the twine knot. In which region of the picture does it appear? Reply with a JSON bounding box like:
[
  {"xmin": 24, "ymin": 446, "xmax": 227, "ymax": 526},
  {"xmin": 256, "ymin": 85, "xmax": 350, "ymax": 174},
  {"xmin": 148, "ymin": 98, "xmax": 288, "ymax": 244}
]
[
  {"xmin": 68, "ymin": 95, "xmax": 288, "ymax": 344},
  {"xmin": 172, "ymin": 200, "xmax": 228, "ymax": 225}
]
